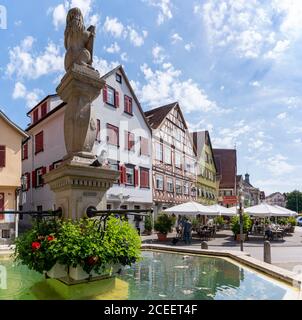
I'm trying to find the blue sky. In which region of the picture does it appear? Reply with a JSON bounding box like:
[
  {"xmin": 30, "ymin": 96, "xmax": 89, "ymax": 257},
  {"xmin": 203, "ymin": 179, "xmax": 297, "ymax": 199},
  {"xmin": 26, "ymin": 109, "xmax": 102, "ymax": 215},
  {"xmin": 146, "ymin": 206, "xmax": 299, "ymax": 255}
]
[{"xmin": 1, "ymin": 0, "xmax": 302, "ymax": 195}]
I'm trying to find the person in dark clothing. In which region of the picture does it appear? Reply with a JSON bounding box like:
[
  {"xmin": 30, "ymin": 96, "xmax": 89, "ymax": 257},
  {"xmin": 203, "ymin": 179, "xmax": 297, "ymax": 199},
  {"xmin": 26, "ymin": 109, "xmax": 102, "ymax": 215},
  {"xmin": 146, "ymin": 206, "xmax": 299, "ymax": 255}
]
[{"xmin": 183, "ymin": 218, "xmax": 192, "ymax": 245}]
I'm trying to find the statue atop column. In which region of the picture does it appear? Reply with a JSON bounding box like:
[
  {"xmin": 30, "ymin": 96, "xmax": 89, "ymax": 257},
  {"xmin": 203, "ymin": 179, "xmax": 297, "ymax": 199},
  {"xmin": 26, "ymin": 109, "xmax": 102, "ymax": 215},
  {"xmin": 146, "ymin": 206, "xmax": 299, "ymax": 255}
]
[{"xmin": 64, "ymin": 7, "xmax": 95, "ymax": 71}]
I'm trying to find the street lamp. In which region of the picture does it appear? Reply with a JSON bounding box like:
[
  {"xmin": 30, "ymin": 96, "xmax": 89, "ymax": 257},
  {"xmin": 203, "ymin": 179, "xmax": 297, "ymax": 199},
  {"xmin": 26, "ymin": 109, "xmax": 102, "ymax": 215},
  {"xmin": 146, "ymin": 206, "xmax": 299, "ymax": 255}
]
[{"xmin": 238, "ymin": 190, "xmax": 244, "ymax": 252}]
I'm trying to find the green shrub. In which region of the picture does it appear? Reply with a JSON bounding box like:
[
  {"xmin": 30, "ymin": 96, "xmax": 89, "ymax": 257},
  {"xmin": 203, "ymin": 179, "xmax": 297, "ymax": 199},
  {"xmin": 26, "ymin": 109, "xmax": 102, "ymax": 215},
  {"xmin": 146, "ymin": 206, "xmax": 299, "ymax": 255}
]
[
  {"xmin": 154, "ymin": 213, "xmax": 176, "ymax": 234},
  {"xmin": 144, "ymin": 215, "xmax": 153, "ymax": 232},
  {"xmin": 14, "ymin": 216, "xmax": 141, "ymax": 275},
  {"xmin": 287, "ymin": 217, "xmax": 297, "ymax": 226},
  {"xmin": 214, "ymin": 216, "xmax": 225, "ymax": 226},
  {"xmin": 230, "ymin": 214, "xmax": 252, "ymax": 235}
]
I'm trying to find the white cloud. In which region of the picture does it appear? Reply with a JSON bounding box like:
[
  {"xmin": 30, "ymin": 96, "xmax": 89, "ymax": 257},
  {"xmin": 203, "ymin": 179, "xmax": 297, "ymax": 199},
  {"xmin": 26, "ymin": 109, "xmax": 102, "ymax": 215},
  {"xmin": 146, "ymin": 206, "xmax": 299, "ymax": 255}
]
[
  {"xmin": 145, "ymin": 0, "xmax": 173, "ymax": 25},
  {"xmin": 171, "ymin": 33, "xmax": 183, "ymax": 44},
  {"xmin": 127, "ymin": 27, "xmax": 148, "ymax": 47},
  {"xmin": 202, "ymin": 0, "xmax": 301, "ymax": 60},
  {"xmin": 12, "ymin": 82, "xmax": 43, "ymax": 109},
  {"xmin": 120, "ymin": 52, "xmax": 128, "ymax": 62},
  {"xmin": 93, "ymin": 56, "xmax": 119, "ymax": 77},
  {"xmin": 104, "ymin": 42, "xmax": 120, "ymax": 54},
  {"xmin": 6, "ymin": 36, "xmax": 64, "ymax": 80},
  {"xmin": 184, "ymin": 43, "xmax": 194, "ymax": 51},
  {"xmin": 103, "ymin": 17, "xmax": 147, "ymax": 47},
  {"xmin": 250, "ymin": 81, "xmax": 260, "ymax": 87},
  {"xmin": 49, "ymin": 0, "xmax": 99, "ymax": 30},
  {"xmin": 294, "ymin": 138, "xmax": 302, "ymax": 144},
  {"xmin": 277, "ymin": 112, "xmax": 287, "ymax": 119},
  {"xmin": 103, "ymin": 17, "xmax": 125, "ymax": 38},
  {"xmin": 152, "ymin": 45, "xmax": 166, "ymax": 63},
  {"xmin": 266, "ymin": 154, "xmax": 295, "ymax": 176},
  {"xmin": 136, "ymin": 62, "xmax": 224, "ymax": 114}
]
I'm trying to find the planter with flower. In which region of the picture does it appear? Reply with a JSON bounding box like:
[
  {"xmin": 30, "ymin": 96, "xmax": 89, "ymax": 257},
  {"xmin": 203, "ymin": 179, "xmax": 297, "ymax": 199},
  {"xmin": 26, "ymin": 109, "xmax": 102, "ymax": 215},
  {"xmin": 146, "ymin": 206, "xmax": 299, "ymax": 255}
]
[
  {"xmin": 14, "ymin": 216, "xmax": 141, "ymax": 283},
  {"xmin": 154, "ymin": 213, "xmax": 176, "ymax": 241}
]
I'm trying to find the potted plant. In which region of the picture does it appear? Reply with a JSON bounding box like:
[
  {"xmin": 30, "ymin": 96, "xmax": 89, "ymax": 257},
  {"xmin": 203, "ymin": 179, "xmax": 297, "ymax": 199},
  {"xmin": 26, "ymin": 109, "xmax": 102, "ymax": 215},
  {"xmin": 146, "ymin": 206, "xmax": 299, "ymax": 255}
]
[
  {"xmin": 230, "ymin": 214, "xmax": 252, "ymax": 241},
  {"xmin": 287, "ymin": 217, "xmax": 296, "ymax": 233},
  {"xmin": 14, "ymin": 216, "xmax": 141, "ymax": 282},
  {"xmin": 154, "ymin": 213, "xmax": 175, "ymax": 241},
  {"xmin": 143, "ymin": 215, "xmax": 153, "ymax": 235}
]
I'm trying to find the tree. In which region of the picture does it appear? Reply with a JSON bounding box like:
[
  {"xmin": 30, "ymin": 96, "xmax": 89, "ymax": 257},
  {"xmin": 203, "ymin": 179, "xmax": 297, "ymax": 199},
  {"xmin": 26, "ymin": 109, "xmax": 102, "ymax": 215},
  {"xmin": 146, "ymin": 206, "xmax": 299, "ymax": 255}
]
[{"xmin": 286, "ymin": 190, "xmax": 302, "ymax": 213}]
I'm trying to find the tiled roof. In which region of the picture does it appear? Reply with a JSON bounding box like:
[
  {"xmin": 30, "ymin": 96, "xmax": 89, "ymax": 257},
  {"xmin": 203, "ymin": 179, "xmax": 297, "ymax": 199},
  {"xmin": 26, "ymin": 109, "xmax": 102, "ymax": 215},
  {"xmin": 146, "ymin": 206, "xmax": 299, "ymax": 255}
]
[
  {"xmin": 0, "ymin": 110, "xmax": 28, "ymax": 138},
  {"xmin": 213, "ymin": 149, "xmax": 237, "ymax": 189},
  {"xmin": 144, "ymin": 102, "xmax": 177, "ymax": 129}
]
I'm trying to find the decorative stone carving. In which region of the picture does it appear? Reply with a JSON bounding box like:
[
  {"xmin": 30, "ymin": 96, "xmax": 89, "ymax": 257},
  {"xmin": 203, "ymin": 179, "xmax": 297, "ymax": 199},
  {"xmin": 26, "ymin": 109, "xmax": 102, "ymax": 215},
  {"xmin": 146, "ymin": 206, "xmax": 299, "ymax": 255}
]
[{"xmin": 64, "ymin": 7, "xmax": 95, "ymax": 71}]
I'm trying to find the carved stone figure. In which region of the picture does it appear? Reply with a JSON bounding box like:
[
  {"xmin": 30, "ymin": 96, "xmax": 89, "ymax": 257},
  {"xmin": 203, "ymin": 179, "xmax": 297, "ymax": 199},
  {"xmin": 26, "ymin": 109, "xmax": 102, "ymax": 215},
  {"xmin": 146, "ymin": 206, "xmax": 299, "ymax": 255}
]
[{"xmin": 64, "ymin": 7, "xmax": 95, "ymax": 71}]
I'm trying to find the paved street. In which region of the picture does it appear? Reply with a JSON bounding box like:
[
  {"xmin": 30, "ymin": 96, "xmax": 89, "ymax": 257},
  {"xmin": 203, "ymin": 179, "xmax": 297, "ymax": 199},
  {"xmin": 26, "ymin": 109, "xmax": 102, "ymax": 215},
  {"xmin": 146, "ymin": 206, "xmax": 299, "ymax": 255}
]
[{"xmin": 142, "ymin": 226, "xmax": 302, "ymax": 272}]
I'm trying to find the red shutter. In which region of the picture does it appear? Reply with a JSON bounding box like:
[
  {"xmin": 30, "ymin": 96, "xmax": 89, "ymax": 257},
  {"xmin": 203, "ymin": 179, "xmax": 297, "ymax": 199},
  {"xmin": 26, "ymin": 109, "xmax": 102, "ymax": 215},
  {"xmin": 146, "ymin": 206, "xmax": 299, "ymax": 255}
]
[
  {"xmin": 35, "ymin": 131, "xmax": 44, "ymax": 154},
  {"xmin": 119, "ymin": 165, "xmax": 123, "ymax": 184},
  {"xmin": 124, "ymin": 95, "xmax": 128, "ymax": 113},
  {"xmin": 0, "ymin": 146, "xmax": 5, "ymax": 167},
  {"xmin": 103, "ymin": 86, "xmax": 108, "ymax": 103},
  {"xmin": 49, "ymin": 164, "xmax": 54, "ymax": 171},
  {"xmin": 122, "ymin": 166, "xmax": 127, "ymax": 184},
  {"xmin": 0, "ymin": 193, "xmax": 4, "ymax": 220},
  {"xmin": 140, "ymin": 137, "xmax": 149, "ymax": 156},
  {"xmin": 41, "ymin": 102, "xmax": 47, "ymax": 117},
  {"xmin": 32, "ymin": 171, "xmax": 36, "ymax": 188},
  {"xmin": 125, "ymin": 131, "xmax": 129, "ymax": 150},
  {"xmin": 33, "ymin": 109, "xmax": 39, "ymax": 123},
  {"xmin": 129, "ymin": 97, "xmax": 132, "ymax": 114},
  {"xmin": 134, "ymin": 168, "xmax": 139, "ymax": 187},
  {"xmin": 26, "ymin": 173, "xmax": 31, "ymax": 190},
  {"xmin": 115, "ymin": 91, "xmax": 119, "ymax": 107},
  {"xmin": 23, "ymin": 143, "xmax": 28, "ymax": 160}
]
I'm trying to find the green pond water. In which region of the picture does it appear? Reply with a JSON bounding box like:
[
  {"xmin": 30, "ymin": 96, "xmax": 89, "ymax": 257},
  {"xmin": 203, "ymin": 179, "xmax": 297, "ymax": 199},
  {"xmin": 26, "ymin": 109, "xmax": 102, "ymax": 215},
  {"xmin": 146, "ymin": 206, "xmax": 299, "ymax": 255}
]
[{"xmin": 0, "ymin": 251, "xmax": 298, "ymax": 300}]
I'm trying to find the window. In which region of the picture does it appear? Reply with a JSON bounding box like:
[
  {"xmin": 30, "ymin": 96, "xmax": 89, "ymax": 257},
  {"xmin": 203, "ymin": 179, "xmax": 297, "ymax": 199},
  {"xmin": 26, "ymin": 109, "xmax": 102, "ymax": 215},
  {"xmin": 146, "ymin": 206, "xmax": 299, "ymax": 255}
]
[
  {"xmin": 35, "ymin": 167, "xmax": 46, "ymax": 188},
  {"xmin": 124, "ymin": 95, "xmax": 133, "ymax": 115},
  {"xmin": 41, "ymin": 102, "xmax": 47, "ymax": 118},
  {"xmin": 140, "ymin": 137, "xmax": 149, "ymax": 156},
  {"xmin": 33, "ymin": 109, "xmax": 39, "ymax": 123},
  {"xmin": 183, "ymin": 182, "xmax": 189, "ymax": 195},
  {"xmin": 35, "ymin": 131, "xmax": 44, "ymax": 154},
  {"xmin": 37, "ymin": 205, "xmax": 43, "ymax": 212},
  {"xmin": 0, "ymin": 193, "xmax": 4, "ymax": 220},
  {"xmin": 176, "ymin": 180, "xmax": 182, "ymax": 195},
  {"xmin": 109, "ymin": 160, "xmax": 120, "ymax": 184},
  {"xmin": 103, "ymin": 85, "xmax": 119, "ymax": 107},
  {"xmin": 22, "ymin": 173, "xmax": 30, "ymax": 191},
  {"xmin": 125, "ymin": 165, "xmax": 134, "ymax": 186},
  {"xmin": 22, "ymin": 142, "xmax": 28, "ymax": 160},
  {"xmin": 116, "ymin": 73, "xmax": 122, "ymax": 83},
  {"xmin": 191, "ymin": 186, "xmax": 197, "ymax": 197},
  {"xmin": 107, "ymin": 204, "xmax": 112, "ymax": 210},
  {"xmin": 0, "ymin": 145, "xmax": 6, "ymax": 167},
  {"xmin": 167, "ymin": 177, "xmax": 174, "ymax": 193},
  {"xmin": 96, "ymin": 119, "xmax": 101, "ymax": 142},
  {"xmin": 140, "ymin": 167, "xmax": 150, "ymax": 188},
  {"xmin": 164, "ymin": 146, "xmax": 171, "ymax": 164},
  {"xmin": 155, "ymin": 174, "xmax": 164, "ymax": 190},
  {"xmin": 155, "ymin": 142, "xmax": 163, "ymax": 162},
  {"xmin": 107, "ymin": 124, "xmax": 119, "ymax": 146},
  {"xmin": 175, "ymin": 151, "xmax": 182, "ymax": 169},
  {"xmin": 125, "ymin": 131, "xmax": 135, "ymax": 151},
  {"xmin": 1, "ymin": 230, "xmax": 10, "ymax": 239}
]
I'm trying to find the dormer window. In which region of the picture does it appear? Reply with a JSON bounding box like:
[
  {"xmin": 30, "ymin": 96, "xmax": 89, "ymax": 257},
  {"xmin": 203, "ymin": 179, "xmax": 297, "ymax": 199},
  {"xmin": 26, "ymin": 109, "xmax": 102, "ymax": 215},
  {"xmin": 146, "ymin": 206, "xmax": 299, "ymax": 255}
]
[
  {"xmin": 41, "ymin": 102, "xmax": 47, "ymax": 118},
  {"xmin": 33, "ymin": 109, "xmax": 39, "ymax": 124}
]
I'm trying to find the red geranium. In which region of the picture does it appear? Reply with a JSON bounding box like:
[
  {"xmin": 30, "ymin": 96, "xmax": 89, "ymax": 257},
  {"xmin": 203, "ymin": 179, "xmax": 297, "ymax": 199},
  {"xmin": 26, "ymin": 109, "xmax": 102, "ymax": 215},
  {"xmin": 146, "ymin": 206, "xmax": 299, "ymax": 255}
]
[
  {"xmin": 47, "ymin": 235, "xmax": 55, "ymax": 241},
  {"xmin": 31, "ymin": 242, "xmax": 41, "ymax": 251}
]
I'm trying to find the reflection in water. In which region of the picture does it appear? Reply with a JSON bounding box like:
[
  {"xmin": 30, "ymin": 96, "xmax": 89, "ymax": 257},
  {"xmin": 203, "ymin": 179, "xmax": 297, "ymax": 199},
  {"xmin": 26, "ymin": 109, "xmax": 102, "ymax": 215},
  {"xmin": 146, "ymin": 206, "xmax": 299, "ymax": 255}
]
[{"xmin": 0, "ymin": 252, "xmax": 291, "ymax": 300}]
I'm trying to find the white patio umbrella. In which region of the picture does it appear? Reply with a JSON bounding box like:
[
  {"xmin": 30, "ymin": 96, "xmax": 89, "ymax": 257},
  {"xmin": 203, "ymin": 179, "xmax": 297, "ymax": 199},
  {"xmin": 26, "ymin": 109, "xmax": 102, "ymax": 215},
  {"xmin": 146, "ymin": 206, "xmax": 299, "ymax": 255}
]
[
  {"xmin": 273, "ymin": 205, "xmax": 298, "ymax": 217},
  {"xmin": 229, "ymin": 205, "xmax": 239, "ymax": 215},
  {"xmin": 208, "ymin": 204, "xmax": 237, "ymax": 216},
  {"xmin": 244, "ymin": 203, "xmax": 288, "ymax": 217},
  {"xmin": 163, "ymin": 201, "xmax": 219, "ymax": 216}
]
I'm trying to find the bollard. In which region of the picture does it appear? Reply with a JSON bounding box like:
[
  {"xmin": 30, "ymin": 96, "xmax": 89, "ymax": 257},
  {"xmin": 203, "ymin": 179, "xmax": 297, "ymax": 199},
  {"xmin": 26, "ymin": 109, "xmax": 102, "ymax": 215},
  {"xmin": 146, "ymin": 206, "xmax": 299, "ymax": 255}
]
[
  {"xmin": 201, "ymin": 241, "xmax": 208, "ymax": 250},
  {"xmin": 264, "ymin": 240, "xmax": 271, "ymax": 264}
]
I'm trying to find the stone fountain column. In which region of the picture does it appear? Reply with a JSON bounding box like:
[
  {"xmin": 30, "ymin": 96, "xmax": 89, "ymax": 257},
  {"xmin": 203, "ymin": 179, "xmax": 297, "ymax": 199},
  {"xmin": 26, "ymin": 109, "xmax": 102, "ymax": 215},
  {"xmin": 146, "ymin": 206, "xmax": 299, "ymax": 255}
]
[{"xmin": 44, "ymin": 8, "xmax": 119, "ymax": 219}]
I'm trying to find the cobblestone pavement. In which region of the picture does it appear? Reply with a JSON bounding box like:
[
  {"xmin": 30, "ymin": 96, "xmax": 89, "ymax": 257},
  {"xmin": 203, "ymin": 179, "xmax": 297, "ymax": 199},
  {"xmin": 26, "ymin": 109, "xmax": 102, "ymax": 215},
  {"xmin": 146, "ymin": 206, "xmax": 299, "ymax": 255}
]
[{"xmin": 142, "ymin": 226, "xmax": 302, "ymax": 272}]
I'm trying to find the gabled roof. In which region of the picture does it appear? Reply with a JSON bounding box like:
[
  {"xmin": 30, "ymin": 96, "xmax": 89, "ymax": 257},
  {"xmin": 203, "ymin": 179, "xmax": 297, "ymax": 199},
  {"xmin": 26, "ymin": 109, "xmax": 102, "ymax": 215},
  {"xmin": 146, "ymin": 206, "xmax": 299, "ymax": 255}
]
[
  {"xmin": 213, "ymin": 149, "xmax": 237, "ymax": 189},
  {"xmin": 144, "ymin": 102, "xmax": 177, "ymax": 129},
  {"xmin": 266, "ymin": 192, "xmax": 286, "ymax": 199},
  {"xmin": 191, "ymin": 130, "xmax": 217, "ymax": 172},
  {"xmin": 101, "ymin": 65, "xmax": 151, "ymax": 133},
  {"xmin": 26, "ymin": 94, "xmax": 57, "ymax": 116},
  {"xmin": 0, "ymin": 110, "xmax": 28, "ymax": 138}
]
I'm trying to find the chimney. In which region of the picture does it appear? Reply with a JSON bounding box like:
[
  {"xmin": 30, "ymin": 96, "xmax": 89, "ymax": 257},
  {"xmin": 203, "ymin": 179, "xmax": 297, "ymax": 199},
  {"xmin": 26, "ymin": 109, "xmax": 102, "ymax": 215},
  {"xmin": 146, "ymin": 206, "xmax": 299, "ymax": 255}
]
[{"xmin": 245, "ymin": 173, "xmax": 250, "ymax": 184}]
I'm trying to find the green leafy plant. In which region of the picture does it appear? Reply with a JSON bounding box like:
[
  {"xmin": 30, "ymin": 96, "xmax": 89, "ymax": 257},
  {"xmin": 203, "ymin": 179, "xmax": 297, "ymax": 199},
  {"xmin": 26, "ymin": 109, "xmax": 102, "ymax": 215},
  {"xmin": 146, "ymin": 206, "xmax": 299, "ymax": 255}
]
[
  {"xmin": 230, "ymin": 214, "xmax": 252, "ymax": 236},
  {"xmin": 154, "ymin": 213, "xmax": 176, "ymax": 235},
  {"xmin": 14, "ymin": 216, "xmax": 141, "ymax": 275},
  {"xmin": 191, "ymin": 218, "xmax": 199, "ymax": 230},
  {"xmin": 287, "ymin": 217, "xmax": 297, "ymax": 227},
  {"xmin": 214, "ymin": 216, "xmax": 225, "ymax": 226},
  {"xmin": 144, "ymin": 215, "xmax": 153, "ymax": 233}
]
